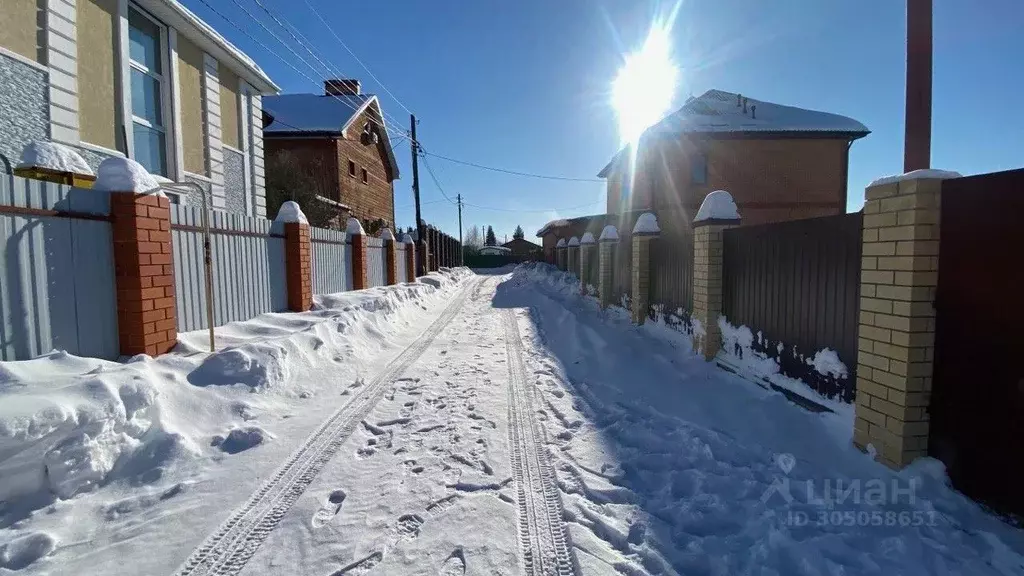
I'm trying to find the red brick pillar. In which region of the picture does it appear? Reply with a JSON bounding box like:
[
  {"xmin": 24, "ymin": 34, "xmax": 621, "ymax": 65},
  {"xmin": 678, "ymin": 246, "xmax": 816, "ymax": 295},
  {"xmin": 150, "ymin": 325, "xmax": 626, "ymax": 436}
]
[
  {"xmin": 276, "ymin": 201, "xmax": 312, "ymax": 312},
  {"xmin": 110, "ymin": 192, "xmax": 177, "ymax": 357},
  {"xmin": 382, "ymin": 228, "xmax": 398, "ymax": 285},
  {"xmin": 348, "ymin": 217, "xmax": 368, "ymax": 290},
  {"xmin": 403, "ymin": 234, "xmax": 417, "ymax": 282}
]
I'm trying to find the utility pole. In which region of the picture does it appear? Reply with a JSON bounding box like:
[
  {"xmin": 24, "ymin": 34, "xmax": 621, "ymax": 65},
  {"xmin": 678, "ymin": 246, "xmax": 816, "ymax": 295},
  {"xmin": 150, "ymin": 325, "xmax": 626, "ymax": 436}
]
[
  {"xmin": 456, "ymin": 193, "xmax": 464, "ymax": 266},
  {"xmin": 410, "ymin": 114, "xmax": 425, "ymax": 275},
  {"xmin": 904, "ymin": 0, "xmax": 932, "ymax": 172}
]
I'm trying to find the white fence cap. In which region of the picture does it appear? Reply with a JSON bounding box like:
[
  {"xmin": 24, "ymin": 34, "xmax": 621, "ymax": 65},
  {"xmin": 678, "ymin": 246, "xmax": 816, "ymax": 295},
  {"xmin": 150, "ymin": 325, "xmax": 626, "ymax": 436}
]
[{"xmin": 694, "ymin": 190, "xmax": 740, "ymax": 222}]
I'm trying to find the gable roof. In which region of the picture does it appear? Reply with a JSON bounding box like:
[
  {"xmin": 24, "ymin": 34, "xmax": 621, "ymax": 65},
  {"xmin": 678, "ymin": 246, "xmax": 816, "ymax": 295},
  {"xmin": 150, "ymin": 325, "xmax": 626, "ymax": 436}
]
[
  {"xmin": 502, "ymin": 237, "xmax": 542, "ymax": 249},
  {"xmin": 598, "ymin": 89, "xmax": 869, "ymax": 177},
  {"xmin": 262, "ymin": 93, "xmax": 400, "ymax": 178}
]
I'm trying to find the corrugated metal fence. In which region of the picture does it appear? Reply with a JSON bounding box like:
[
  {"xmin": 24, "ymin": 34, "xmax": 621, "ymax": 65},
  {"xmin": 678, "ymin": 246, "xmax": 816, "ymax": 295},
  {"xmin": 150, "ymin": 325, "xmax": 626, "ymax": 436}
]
[
  {"xmin": 311, "ymin": 226, "xmax": 352, "ymax": 295},
  {"xmin": 396, "ymin": 243, "xmax": 408, "ymax": 284},
  {"xmin": 170, "ymin": 206, "xmax": 287, "ymax": 332},
  {"xmin": 650, "ymin": 219, "xmax": 694, "ymax": 315},
  {"xmin": 0, "ymin": 175, "xmax": 119, "ymax": 360},
  {"xmin": 366, "ymin": 237, "xmax": 386, "ymax": 288},
  {"xmin": 612, "ymin": 234, "xmax": 633, "ymax": 304},
  {"xmin": 722, "ymin": 213, "xmax": 863, "ymax": 401}
]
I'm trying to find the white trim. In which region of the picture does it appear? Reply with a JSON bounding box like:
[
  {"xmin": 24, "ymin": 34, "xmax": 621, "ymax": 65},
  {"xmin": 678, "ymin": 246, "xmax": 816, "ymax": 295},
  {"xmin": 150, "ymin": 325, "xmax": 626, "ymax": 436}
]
[
  {"xmin": 222, "ymin": 143, "xmax": 244, "ymax": 155},
  {"xmin": 237, "ymin": 79, "xmax": 253, "ymax": 216},
  {"xmin": 201, "ymin": 52, "xmax": 226, "ymax": 209},
  {"xmin": 79, "ymin": 141, "xmax": 126, "ymax": 157},
  {"xmin": 0, "ymin": 47, "xmax": 48, "ymax": 72},
  {"xmin": 46, "ymin": 0, "xmax": 80, "ymax": 145},
  {"xmin": 116, "ymin": 0, "xmax": 134, "ymax": 156},
  {"xmin": 184, "ymin": 170, "xmax": 213, "ymax": 183},
  {"xmin": 168, "ymin": 28, "xmax": 185, "ymax": 181}
]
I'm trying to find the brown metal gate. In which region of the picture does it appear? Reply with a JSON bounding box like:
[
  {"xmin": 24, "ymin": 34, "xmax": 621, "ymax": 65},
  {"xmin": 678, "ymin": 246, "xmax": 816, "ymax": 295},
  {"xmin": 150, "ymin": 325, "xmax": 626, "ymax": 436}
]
[{"xmin": 929, "ymin": 168, "xmax": 1024, "ymax": 518}]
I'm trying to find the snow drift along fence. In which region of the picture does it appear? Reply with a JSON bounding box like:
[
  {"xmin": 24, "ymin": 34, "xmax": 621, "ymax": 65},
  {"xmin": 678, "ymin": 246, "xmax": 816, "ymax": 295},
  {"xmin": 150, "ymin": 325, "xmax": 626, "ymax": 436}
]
[
  {"xmin": 0, "ymin": 175, "xmax": 119, "ymax": 360},
  {"xmin": 722, "ymin": 212, "xmax": 863, "ymax": 401},
  {"xmin": 310, "ymin": 226, "xmax": 352, "ymax": 295},
  {"xmin": 170, "ymin": 206, "xmax": 287, "ymax": 332},
  {"xmin": 366, "ymin": 236, "xmax": 386, "ymax": 288}
]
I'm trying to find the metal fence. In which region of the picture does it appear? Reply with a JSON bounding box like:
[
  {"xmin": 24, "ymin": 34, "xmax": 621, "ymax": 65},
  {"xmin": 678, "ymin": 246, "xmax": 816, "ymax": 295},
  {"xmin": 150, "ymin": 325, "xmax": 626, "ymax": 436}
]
[
  {"xmin": 650, "ymin": 221, "xmax": 694, "ymax": 316},
  {"xmin": 170, "ymin": 207, "xmax": 287, "ymax": 332},
  {"xmin": 366, "ymin": 236, "xmax": 386, "ymax": 288},
  {"xmin": 311, "ymin": 226, "xmax": 352, "ymax": 295},
  {"xmin": 722, "ymin": 213, "xmax": 863, "ymax": 401},
  {"xmin": 612, "ymin": 234, "xmax": 633, "ymax": 304},
  {"xmin": 396, "ymin": 243, "xmax": 408, "ymax": 283},
  {"xmin": 582, "ymin": 245, "xmax": 599, "ymax": 290},
  {"xmin": 0, "ymin": 175, "xmax": 119, "ymax": 360}
]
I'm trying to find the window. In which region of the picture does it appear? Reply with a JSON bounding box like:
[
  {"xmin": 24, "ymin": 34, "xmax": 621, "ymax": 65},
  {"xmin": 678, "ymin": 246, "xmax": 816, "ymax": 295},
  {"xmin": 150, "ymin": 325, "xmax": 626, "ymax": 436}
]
[
  {"xmin": 348, "ymin": 160, "xmax": 356, "ymax": 177},
  {"xmin": 691, "ymin": 151, "xmax": 707, "ymax": 185},
  {"xmin": 127, "ymin": 7, "xmax": 169, "ymax": 176},
  {"xmin": 361, "ymin": 168, "xmax": 368, "ymax": 184}
]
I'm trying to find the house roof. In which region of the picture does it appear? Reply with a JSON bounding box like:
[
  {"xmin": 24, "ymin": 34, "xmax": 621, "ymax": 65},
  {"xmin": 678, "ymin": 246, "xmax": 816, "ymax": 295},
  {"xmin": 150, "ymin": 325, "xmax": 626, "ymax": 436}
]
[
  {"xmin": 502, "ymin": 237, "xmax": 542, "ymax": 250},
  {"xmin": 598, "ymin": 89, "xmax": 869, "ymax": 177},
  {"xmin": 262, "ymin": 93, "xmax": 400, "ymax": 179},
  {"xmin": 536, "ymin": 211, "xmax": 648, "ymax": 237}
]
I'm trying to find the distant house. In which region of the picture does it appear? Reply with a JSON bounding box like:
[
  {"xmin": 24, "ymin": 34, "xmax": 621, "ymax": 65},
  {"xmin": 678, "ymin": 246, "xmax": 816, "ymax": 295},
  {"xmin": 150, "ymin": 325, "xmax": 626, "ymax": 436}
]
[
  {"xmin": 479, "ymin": 245, "xmax": 511, "ymax": 256},
  {"xmin": 502, "ymin": 237, "xmax": 542, "ymax": 259},
  {"xmin": 538, "ymin": 89, "xmax": 869, "ymax": 261},
  {"xmin": 262, "ymin": 79, "xmax": 400, "ymax": 230},
  {"xmin": 0, "ymin": 0, "xmax": 280, "ymax": 212}
]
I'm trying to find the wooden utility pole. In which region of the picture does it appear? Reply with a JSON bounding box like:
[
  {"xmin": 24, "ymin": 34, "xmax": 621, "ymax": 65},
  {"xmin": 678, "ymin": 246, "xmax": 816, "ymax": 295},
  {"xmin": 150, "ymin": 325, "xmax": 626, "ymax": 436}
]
[
  {"xmin": 457, "ymin": 193, "xmax": 464, "ymax": 266},
  {"xmin": 904, "ymin": 0, "xmax": 932, "ymax": 172},
  {"xmin": 410, "ymin": 114, "xmax": 425, "ymax": 275}
]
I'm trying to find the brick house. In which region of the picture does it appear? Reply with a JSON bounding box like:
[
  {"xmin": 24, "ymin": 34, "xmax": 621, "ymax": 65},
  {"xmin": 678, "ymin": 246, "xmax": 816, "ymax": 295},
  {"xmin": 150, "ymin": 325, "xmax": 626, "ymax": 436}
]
[
  {"xmin": 262, "ymin": 80, "xmax": 400, "ymax": 230},
  {"xmin": 502, "ymin": 237, "xmax": 543, "ymax": 259},
  {"xmin": 538, "ymin": 89, "xmax": 869, "ymax": 260}
]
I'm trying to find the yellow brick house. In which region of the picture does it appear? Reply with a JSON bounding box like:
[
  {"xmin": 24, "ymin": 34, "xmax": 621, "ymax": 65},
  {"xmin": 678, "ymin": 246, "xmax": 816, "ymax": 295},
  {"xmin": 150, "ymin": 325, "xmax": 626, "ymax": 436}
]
[{"xmin": 0, "ymin": 0, "xmax": 279, "ymax": 214}]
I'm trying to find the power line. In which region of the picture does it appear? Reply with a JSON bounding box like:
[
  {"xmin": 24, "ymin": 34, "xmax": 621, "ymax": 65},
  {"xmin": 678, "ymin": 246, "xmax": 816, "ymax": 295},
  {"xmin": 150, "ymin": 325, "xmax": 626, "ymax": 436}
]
[
  {"xmin": 463, "ymin": 200, "xmax": 606, "ymax": 213},
  {"xmin": 419, "ymin": 153, "xmax": 458, "ymax": 206},
  {"xmin": 421, "ymin": 150, "xmax": 606, "ymax": 183}
]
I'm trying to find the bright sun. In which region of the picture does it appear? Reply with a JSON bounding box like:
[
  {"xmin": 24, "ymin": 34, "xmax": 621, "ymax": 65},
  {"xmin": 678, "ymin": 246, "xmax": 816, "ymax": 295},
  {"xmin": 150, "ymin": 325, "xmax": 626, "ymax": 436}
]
[{"xmin": 611, "ymin": 16, "xmax": 679, "ymax": 146}]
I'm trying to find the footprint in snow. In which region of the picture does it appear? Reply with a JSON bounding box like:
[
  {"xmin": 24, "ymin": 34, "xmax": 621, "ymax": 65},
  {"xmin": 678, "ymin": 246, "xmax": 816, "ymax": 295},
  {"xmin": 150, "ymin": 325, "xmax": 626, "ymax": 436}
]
[
  {"xmin": 312, "ymin": 489, "xmax": 346, "ymax": 528},
  {"xmin": 395, "ymin": 513, "xmax": 424, "ymax": 540},
  {"xmin": 329, "ymin": 551, "xmax": 382, "ymax": 575},
  {"xmin": 439, "ymin": 548, "xmax": 467, "ymax": 575}
]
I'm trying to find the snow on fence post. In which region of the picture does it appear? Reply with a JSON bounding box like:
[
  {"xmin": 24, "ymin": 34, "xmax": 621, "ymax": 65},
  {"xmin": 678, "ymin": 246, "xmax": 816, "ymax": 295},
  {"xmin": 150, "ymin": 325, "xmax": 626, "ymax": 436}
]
[
  {"xmin": 691, "ymin": 191, "xmax": 741, "ymax": 360},
  {"xmin": 276, "ymin": 201, "xmax": 312, "ymax": 312},
  {"xmin": 96, "ymin": 157, "xmax": 178, "ymax": 356},
  {"xmin": 347, "ymin": 218, "xmax": 368, "ymax": 290},
  {"xmin": 381, "ymin": 228, "xmax": 398, "ymax": 285},
  {"xmin": 568, "ymin": 236, "xmax": 580, "ymax": 277},
  {"xmin": 402, "ymin": 233, "xmax": 416, "ymax": 281},
  {"xmin": 580, "ymin": 232, "xmax": 596, "ymax": 295},
  {"xmin": 555, "ymin": 238, "xmax": 567, "ymax": 271},
  {"xmin": 631, "ymin": 212, "xmax": 660, "ymax": 325},
  {"xmin": 853, "ymin": 170, "xmax": 957, "ymax": 469},
  {"xmin": 598, "ymin": 225, "xmax": 618, "ymax": 308}
]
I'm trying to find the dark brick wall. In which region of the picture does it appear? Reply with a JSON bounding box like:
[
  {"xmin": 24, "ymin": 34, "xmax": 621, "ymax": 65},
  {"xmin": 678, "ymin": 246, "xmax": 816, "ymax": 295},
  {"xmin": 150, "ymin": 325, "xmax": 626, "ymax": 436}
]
[{"xmin": 336, "ymin": 107, "xmax": 396, "ymax": 228}]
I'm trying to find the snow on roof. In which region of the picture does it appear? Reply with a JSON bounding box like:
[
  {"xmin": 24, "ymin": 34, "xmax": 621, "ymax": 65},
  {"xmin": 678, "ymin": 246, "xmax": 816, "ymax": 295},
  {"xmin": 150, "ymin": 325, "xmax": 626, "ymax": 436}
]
[
  {"xmin": 401, "ymin": 233, "xmax": 414, "ymax": 244},
  {"xmin": 346, "ymin": 217, "xmax": 366, "ymax": 236},
  {"xmin": 480, "ymin": 245, "xmax": 511, "ymax": 254},
  {"xmin": 632, "ymin": 212, "xmax": 660, "ymax": 235},
  {"xmin": 536, "ymin": 219, "xmax": 570, "ymax": 237},
  {"xmin": 556, "ymin": 238, "xmax": 567, "ymax": 248},
  {"xmin": 580, "ymin": 232, "xmax": 596, "ymax": 244},
  {"xmin": 274, "ymin": 201, "xmax": 308, "ymax": 224},
  {"xmin": 694, "ymin": 190, "xmax": 741, "ymax": 223},
  {"xmin": 93, "ymin": 157, "xmax": 162, "ymax": 194},
  {"xmin": 869, "ymin": 169, "xmax": 963, "ymax": 187},
  {"xmin": 17, "ymin": 141, "xmax": 93, "ymax": 175},
  {"xmin": 379, "ymin": 228, "xmax": 395, "ymax": 241},
  {"xmin": 567, "ymin": 236, "xmax": 580, "ymax": 247},
  {"xmin": 599, "ymin": 225, "xmax": 619, "ymax": 242}
]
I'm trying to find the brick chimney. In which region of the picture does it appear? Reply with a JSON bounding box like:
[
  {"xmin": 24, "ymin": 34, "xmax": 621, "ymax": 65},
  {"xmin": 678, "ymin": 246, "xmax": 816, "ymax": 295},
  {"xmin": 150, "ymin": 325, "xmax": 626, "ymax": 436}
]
[{"xmin": 324, "ymin": 79, "xmax": 361, "ymax": 96}]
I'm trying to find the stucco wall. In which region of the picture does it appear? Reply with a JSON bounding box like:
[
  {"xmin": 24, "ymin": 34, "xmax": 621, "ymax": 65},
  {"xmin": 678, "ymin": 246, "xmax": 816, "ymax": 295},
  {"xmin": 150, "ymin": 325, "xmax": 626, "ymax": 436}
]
[
  {"xmin": 219, "ymin": 64, "xmax": 240, "ymax": 150},
  {"xmin": 77, "ymin": 0, "xmax": 119, "ymax": 151},
  {"xmin": 0, "ymin": 0, "xmax": 41, "ymax": 63},
  {"xmin": 0, "ymin": 52, "xmax": 49, "ymax": 172},
  {"xmin": 177, "ymin": 36, "xmax": 206, "ymax": 175},
  {"xmin": 223, "ymin": 147, "xmax": 246, "ymax": 214}
]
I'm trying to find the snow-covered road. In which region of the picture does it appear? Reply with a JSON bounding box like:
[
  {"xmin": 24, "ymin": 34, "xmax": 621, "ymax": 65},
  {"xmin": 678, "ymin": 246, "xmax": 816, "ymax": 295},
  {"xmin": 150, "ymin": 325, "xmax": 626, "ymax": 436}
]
[{"xmin": 3, "ymin": 266, "xmax": 1024, "ymax": 575}]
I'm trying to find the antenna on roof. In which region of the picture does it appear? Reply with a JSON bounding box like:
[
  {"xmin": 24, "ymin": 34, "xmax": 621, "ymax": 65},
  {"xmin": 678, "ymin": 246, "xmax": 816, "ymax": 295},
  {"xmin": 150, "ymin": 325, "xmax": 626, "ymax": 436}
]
[
  {"xmin": 736, "ymin": 93, "xmax": 742, "ymax": 107},
  {"xmin": 742, "ymin": 97, "xmax": 748, "ymax": 114},
  {"xmin": 751, "ymin": 105, "xmax": 757, "ymax": 119}
]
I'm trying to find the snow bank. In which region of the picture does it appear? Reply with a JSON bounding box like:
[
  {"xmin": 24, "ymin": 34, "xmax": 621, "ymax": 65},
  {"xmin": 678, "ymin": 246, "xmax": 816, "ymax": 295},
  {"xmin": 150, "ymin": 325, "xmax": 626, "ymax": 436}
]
[
  {"xmin": 632, "ymin": 212, "xmax": 660, "ymax": 235},
  {"xmin": 93, "ymin": 157, "xmax": 162, "ymax": 194},
  {"xmin": 274, "ymin": 201, "xmax": 307, "ymax": 224},
  {"xmin": 599, "ymin": 225, "xmax": 618, "ymax": 242},
  {"xmin": 17, "ymin": 141, "xmax": 92, "ymax": 175},
  {"xmin": 808, "ymin": 347, "xmax": 848, "ymax": 379},
  {"xmin": 694, "ymin": 190, "xmax": 740, "ymax": 222},
  {"xmin": 869, "ymin": 169, "xmax": 962, "ymax": 187}
]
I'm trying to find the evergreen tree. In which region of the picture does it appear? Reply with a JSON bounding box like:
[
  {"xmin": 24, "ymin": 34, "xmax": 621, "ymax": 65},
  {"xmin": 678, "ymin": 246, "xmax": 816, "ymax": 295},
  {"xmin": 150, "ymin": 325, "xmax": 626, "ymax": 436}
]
[
  {"xmin": 485, "ymin": 226, "xmax": 497, "ymax": 246},
  {"xmin": 513, "ymin": 225, "xmax": 525, "ymax": 240}
]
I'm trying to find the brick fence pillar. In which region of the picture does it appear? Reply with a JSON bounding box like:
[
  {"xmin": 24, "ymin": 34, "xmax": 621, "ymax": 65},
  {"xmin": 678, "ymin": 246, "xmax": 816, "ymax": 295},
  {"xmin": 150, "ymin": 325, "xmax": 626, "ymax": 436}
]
[
  {"xmin": 275, "ymin": 201, "xmax": 312, "ymax": 312},
  {"xmin": 579, "ymin": 232, "xmax": 596, "ymax": 294},
  {"xmin": 598, "ymin": 225, "xmax": 618, "ymax": 308},
  {"xmin": 110, "ymin": 191, "xmax": 177, "ymax": 356},
  {"xmin": 567, "ymin": 236, "xmax": 580, "ymax": 277},
  {"xmin": 347, "ymin": 217, "xmax": 368, "ymax": 290},
  {"xmin": 555, "ymin": 238, "xmax": 567, "ymax": 271},
  {"xmin": 381, "ymin": 228, "xmax": 398, "ymax": 285},
  {"xmin": 691, "ymin": 192, "xmax": 741, "ymax": 360},
  {"xmin": 631, "ymin": 212, "xmax": 660, "ymax": 325},
  {"xmin": 402, "ymin": 233, "xmax": 416, "ymax": 281},
  {"xmin": 853, "ymin": 172, "xmax": 954, "ymax": 468}
]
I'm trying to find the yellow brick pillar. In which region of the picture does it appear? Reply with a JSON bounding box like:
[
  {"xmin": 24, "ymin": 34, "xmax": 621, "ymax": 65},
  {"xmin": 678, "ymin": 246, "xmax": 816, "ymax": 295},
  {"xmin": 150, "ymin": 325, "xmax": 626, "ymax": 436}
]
[
  {"xmin": 853, "ymin": 171, "xmax": 957, "ymax": 468},
  {"xmin": 630, "ymin": 212, "xmax": 660, "ymax": 325},
  {"xmin": 579, "ymin": 232, "xmax": 596, "ymax": 294},
  {"xmin": 598, "ymin": 225, "xmax": 618, "ymax": 308},
  {"xmin": 691, "ymin": 191, "xmax": 741, "ymax": 360}
]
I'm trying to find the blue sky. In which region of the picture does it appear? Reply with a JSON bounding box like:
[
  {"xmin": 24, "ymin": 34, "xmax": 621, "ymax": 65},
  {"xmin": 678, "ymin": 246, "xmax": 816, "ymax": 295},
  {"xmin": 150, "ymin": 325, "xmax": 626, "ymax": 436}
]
[{"xmin": 185, "ymin": 0, "xmax": 1023, "ymax": 242}]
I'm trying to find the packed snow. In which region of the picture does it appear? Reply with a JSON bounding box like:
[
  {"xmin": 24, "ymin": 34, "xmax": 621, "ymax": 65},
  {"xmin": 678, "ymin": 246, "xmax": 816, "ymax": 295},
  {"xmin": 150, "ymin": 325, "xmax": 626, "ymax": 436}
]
[
  {"xmin": 16, "ymin": 141, "xmax": 93, "ymax": 175},
  {"xmin": 808, "ymin": 347, "xmax": 850, "ymax": 380},
  {"xmin": 632, "ymin": 211, "xmax": 661, "ymax": 235},
  {"xmin": 694, "ymin": 189, "xmax": 741, "ymax": 222},
  {"xmin": 599, "ymin": 225, "xmax": 619, "ymax": 242},
  {"xmin": 274, "ymin": 200, "xmax": 308, "ymax": 224},
  {"xmin": 92, "ymin": 157, "xmax": 162, "ymax": 194},
  {"xmin": 537, "ymin": 219, "xmax": 569, "ymax": 236},
  {"xmin": 580, "ymin": 232, "xmax": 596, "ymax": 245},
  {"xmin": 869, "ymin": 169, "xmax": 963, "ymax": 187}
]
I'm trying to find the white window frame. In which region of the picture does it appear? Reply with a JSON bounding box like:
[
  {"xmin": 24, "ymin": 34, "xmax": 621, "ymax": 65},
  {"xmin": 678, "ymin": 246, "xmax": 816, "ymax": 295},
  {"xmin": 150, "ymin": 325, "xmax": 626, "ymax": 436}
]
[{"xmin": 121, "ymin": 2, "xmax": 176, "ymax": 178}]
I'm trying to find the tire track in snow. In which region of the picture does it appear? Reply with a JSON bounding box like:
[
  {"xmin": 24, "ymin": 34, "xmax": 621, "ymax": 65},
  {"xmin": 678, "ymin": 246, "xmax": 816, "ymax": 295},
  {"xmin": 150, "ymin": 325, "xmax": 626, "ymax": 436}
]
[
  {"xmin": 172, "ymin": 278, "xmax": 483, "ymax": 576},
  {"xmin": 502, "ymin": 309, "xmax": 577, "ymax": 576}
]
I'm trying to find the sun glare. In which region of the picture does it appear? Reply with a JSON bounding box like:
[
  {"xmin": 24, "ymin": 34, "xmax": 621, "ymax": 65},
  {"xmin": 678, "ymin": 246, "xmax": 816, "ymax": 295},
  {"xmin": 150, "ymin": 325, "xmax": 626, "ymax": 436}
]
[{"xmin": 612, "ymin": 15, "xmax": 679, "ymax": 146}]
